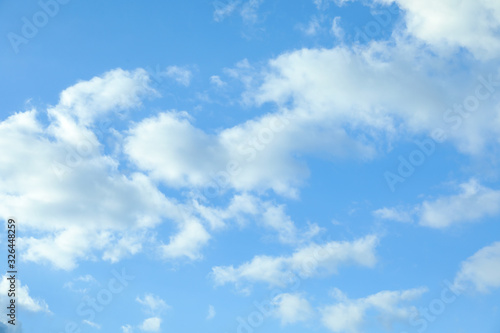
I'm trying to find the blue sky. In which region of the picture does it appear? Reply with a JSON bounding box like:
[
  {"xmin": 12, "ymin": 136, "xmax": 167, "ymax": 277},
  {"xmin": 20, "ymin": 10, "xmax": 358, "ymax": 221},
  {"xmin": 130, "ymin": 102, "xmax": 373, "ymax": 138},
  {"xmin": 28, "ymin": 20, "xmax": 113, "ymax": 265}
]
[{"xmin": 1, "ymin": 0, "xmax": 500, "ymax": 332}]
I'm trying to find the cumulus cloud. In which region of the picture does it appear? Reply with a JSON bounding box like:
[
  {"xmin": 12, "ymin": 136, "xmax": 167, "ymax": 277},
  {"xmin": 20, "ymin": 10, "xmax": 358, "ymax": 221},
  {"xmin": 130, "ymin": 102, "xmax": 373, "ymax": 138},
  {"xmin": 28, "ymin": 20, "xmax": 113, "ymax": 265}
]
[
  {"xmin": 251, "ymin": 38, "xmax": 500, "ymax": 156},
  {"xmin": 124, "ymin": 105, "xmax": 374, "ymax": 197},
  {"xmin": 376, "ymin": 179, "xmax": 500, "ymax": 228},
  {"xmin": 377, "ymin": 0, "xmax": 500, "ymax": 59},
  {"xmin": 373, "ymin": 207, "xmax": 413, "ymax": 223},
  {"xmin": 454, "ymin": 242, "xmax": 500, "ymax": 293},
  {"xmin": 272, "ymin": 293, "xmax": 314, "ymax": 325},
  {"xmin": 418, "ymin": 180, "xmax": 500, "ymax": 228},
  {"xmin": 0, "ymin": 69, "xmax": 181, "ymax": 270},
  {"xmin": 0, "ymin": 274, "xmax": 50, "ymax": 321},
  {"xmin": 54, "ymin": 68, "xmax": 155, "ymax": 126},
  {"xmin": 139, "ymin": 317, "xmax": 161, "ymax": 332},
  {"xmin": 2, "ymin": 68, "xmax": 318, "ymax": 269},
  {"xmin": 125, "ymin": 295, "xmax": 169, "ymax": 333},
  {"xmin": 126, "ymin": 38, "xmax": 500, "ymax": 200},
  {"xmin": 320, "ymin": 287, "xmax": 427, "ymax": 333},
  {"xmin": 159, "ymin": 193, "xmax": 317, "ymax": 260},
  {"xmin": 136, "ymin": 294, "xmax": 169, "ymax": 315},
  {"xmin": 160, "ymin": 219, "xmax": 211, "ymax": 260},
  {"xmin": 163, "ymin": 66, "xmax": 192, "ymax": 86},
  {"xmin": 0, "ymin": 69, "xmax": 222, "ymax": 270},
  {"xmin": 211, "ymin": 235, "xmax": 378, "ymax": 288}
]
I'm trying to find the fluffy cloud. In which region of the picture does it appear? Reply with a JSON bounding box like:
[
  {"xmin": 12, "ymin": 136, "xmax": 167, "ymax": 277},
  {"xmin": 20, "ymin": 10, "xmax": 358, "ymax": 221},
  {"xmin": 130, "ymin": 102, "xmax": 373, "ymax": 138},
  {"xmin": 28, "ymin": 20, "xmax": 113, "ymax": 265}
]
[
  {"xmin": 320, "ymin": 287, "xmax": 427, "ymax": 333},
  {"xmin": 250, "ymin": 37, "xmax": 500, "ymax": 156},
  {"xmin": 272, "ymin": 293, "xmax": 314, "ymax": 325},
  {"xmin": 2, "ymin": 68, "xmax": 317, "ymax": 269},
  {"xmin": 136, "ymin": 294, "xmax": 169, "ymax": 315},
  {"xmin": 0, "ymin": 69, "xmax": 181, "ymax": 270},
  {"xmin": 374, "ymin": 179, "xmax": 500, "ymax": 228},
  {"xmin": 373, "ymin": 207, "xmax": 413, "ymax": 223},
  {"xmin": 124, "ymin": 105, "xmax": 379, "ymax": 197},
  {"xmin": 0, "ymin": 274, "xmax": 50, "ymax": 322},
  {"xmin": 163, "ymin": 66, "xmax": 192, "ymax": 86},
  {"xmin": 139, "ymin": 317, "xmax": 161, "ymax": 332},
  {"xmin": 419, "ymin": 180, "xmax": 500, "ymax": 228},
  {"xmin": 0, "ymin": 69, "xmax": 207, "ymax": 270},
  {"xmin": 124, "ymin": 110, "xmax": 308, "ymax": 197},
  {"xmin": 55, "ymin": 68, "xmax": 155, "ymax": 125},
  {"xmin": 160, "ymin": 219, "xmax": 211, "ymax": 260},
  {"xmin": 454, "ymin": 242, "xmax": 500, "ymax": 293},
  {"xmin": 123, "ymin": 295, "xmax": 168, "ymax": 333},
  {"xmin": 210, "ymin": 75, "xmax": 226, "ymax": 87},
  {"xmin": 377, "ymin": 0, "xmax": 500, "ymax": 59},
  {"xmin": 160, "ymin": 193, "xmax": 318, "ymax": 260},
  {"xmin": 126, "ymin": 38, "xmax": 500, "ymax": 199},
  {"xmin": 376, "ymin": 179, "xmax": 500, "ymax": 228},
  {"xmin": 211, "ymin": 235, "xmax": 378, "ymax": 288}
]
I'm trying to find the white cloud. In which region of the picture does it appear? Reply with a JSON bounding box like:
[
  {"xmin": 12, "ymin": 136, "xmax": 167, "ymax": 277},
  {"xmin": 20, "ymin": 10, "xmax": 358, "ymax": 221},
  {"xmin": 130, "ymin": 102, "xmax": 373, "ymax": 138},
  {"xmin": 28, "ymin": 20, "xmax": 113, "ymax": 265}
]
[
  {"xmin": 373, "ymin": 207, "xmax": 413, "ymax": 223},
  {"xmin": 375, "ymin": 179, "xmax": 500, "ymax": 228},
  {"xmin": 377, "ymin": 0, "xmax": 500, "ymax": 59},
  {"xmin": 125, "ymin": 43, "xmax": 482, "ymax": 197},
  {"xmin": 124, "ymin": 105, "xmax": 374, "ymax": 197},
  {"xmin": 128, "ymin": 40, "xmax": 500, "ymax": 199},
  {"xmin": 260, "ymin": 204, "xmax": 300, "ymax": 244},
  {"xmin": 454, "ymin": 242, "xmax": 500, "ymax": 293},
  {"xmin": 2, "ymin": 68, "xmax": 310, "ymax": 269},
  {"xmin": 82, "ymin": 320, "xmax": 101, "ymax": 329},
  {"xmin": 102, "ymin": 233, "xmax": 145, "ymax": 263},
  {"xmin": 0, "ymin": 274, "xmax": 50, "ymax": 321},
  {"xmin": 213, "ymin": 0, "xmax": 240, "ymax": 22},
  {"xmin": 160, "ymin": 219, "xmax": 211, "ymax": 260},
  {"xmin": 163, "ymin": 66, "xmax": 192, "ymax": 86},
  {"xmin": 213, "ymin": 0, "xmax": 263, "ymax": 24},
  {"xmin": 251, "ymin": 40, "xmax": 500, "ymax": 156},
  {"xmin": 55, "ymin": 68, "xmax": 155, "ymax": 126},
  {"xmin": 272, "ymin": 293, "xmax": 314, "ymax": 325},
  {"xmin": 139, "ymin": 317, "xmax": 161, "ymax": 332},
  {"xmin": 240, "ymin": 0, "xmax": 264, "ymax": 23},
  {"xmin": 124, "ymin": 295, "xmax": 168, "ymax": 333},
  {"xmin": 125, "ymin": 111, "xmax": 223, "ymax": 189},
  {"xmin": 157, "ymin": 192, "xmax": 317, "ymax": 261},
  {"xmin": 206, "ymin": 305, "xmax": 216, "ymax": 320},
  {"xmin": 320, "ymin": 287, "xmax": 427, "ymax": 333},
  {"xmin": 321, "ymin": 302, "xmax": 365, "ymax": 333},
  {"xmin": 137, "ymin": 294, "xmax": 169, "ymax": 315},
  {"xmin": 0, "ymin": 70, "xmax": 183, "ymax": 270},
  {"xmin": 121, "ymin": 325, "xmax": 133, "ymax": 333},
  {"xmin": 210, "ymin": 75, "xmax": 226, "ymax": 87},
  {"xmin": 418, "ymin": 179, "xmax": 500, "ymax": 228},
  {"xmin": 331, "ymin": 16, "xmax": 344, "ymax": 40},
  {"xmin": 211, "ymin": 235, "xmax": 378, "ymax": 288},
  {"xmin": 300, "ymin": 16, "xmax": 322, "ymax": 36}
]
